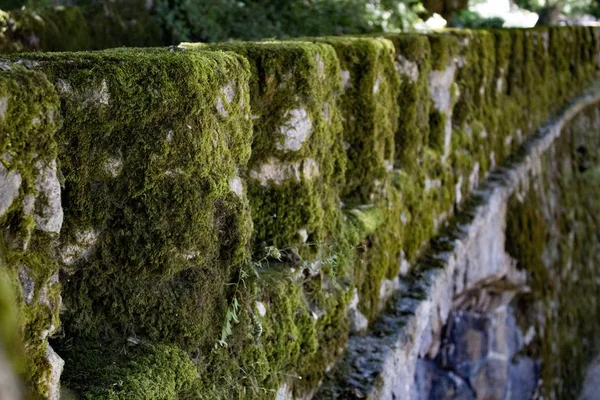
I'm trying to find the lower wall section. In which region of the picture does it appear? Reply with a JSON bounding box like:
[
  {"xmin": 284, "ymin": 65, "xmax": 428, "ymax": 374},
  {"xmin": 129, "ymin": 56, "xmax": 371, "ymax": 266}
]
[{"xmin": 318, "ymin": 86, "xmax": 600, "ymax": 399}]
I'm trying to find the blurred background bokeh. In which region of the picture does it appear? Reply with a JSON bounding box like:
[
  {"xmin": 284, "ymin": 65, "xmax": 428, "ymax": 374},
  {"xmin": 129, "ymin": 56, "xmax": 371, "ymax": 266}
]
[{"xmin": 1, "ymin": 0, "xmax": 600, "ymax": 51}]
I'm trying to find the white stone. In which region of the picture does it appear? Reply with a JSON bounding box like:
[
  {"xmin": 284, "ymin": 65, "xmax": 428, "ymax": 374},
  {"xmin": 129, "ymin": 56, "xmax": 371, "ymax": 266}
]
[
  {"xmin": 276, "ymin": 383, "xmax": 293, "ymax": 400},
  {"xmin": 45, "ymin": 345, "xmax": 64, "ymax": 400},
  {"xmin": 22, "ymin": 194, "xmax": 35, "ymax": 215},
  {"xmin": 222, "ymin": 82, "xmax": 235, "ymax": 104},
  {"xmin": 468, "ymin": 162, "xmax": 480, "ymax": 192},
  {"xmin": 378, "ymin": 277, "xmax": 400, "ymax": 310},
  {"xmin": 298, "ymin": 229, "xmax": 308, "ymax": 243},
  {"xmin": 373, "ymin": 75, "xmax": 383, "ymax": 95},
  {"xmin": 277, "ymin": 108, "xmax": 312, "ymax": 152},
  {"xmin": 429, "ymin": 63, "xmax": 458, "ymax": 160},
  {"xmin": 216, "ymin": 82, "xmax": 235, "ymax": 118},
  {"xmin": 103, "ymin": 156, "xmax": 122, "ymax": 178},
  {"xmin": 82, "ymin": 79, "xmax": 110, "ymax": 106},
  {"xmin": 0, "ymin": 97, "xmax": 8, "ymax": 120},
  {"xmin": 256, "ymin": 301, "xmax": 267, "ymax": 317},
  {"xmin": 56, "ymin": 79, "xmax": 72, "ymax": 94},
  {"xmin": 424, "ymin": 177, "xmax": 441, "ymax": 192},
  {"xmin": 60, "ymin": 229, "xmax": 99, "ymax": 265},
  {"xmin": 229, "ymin": 176, "xmax": 243, "ymax": 197},
  {"xmin": 429, "ymin": 64, "xmax": 456, "ymax": 113},
  {"xmin": 34, "ymin": 160, "xmax": 63, "ymax": 234},
  {"xmin": 18, "ymin": 266, "xmax": 35, "ymax": 306},
  {"xmin": 347, "ymin": 289, "xmax": 369, "ymax": 333},
  {"xmin": 315, "ymin": 53, "xmax": 325, "ymax": 79},
  {"xmin": 216, "ymin": 98, "xmax": 227, "ymax": 117},
  {"xmin": 396, "ymin": 55, "xmax": 419, "ymax": 83},
  {"xmin": 455, "ymin": 175, "xmax": 463, "ymax": 207},
  {"xmin": 340, "ymin": 70, "xmax": 352, "ymax": 89},
  {"xmin": 0, "ymin": 163, "xmax": 21, "ymax": 217},
  {"xmin": 249, "ymin": 158, "xmax": 319, "ymax": 186},
  {"xmin": 302, "ymin": 158, "xmax": 319, "ymax": 180}
]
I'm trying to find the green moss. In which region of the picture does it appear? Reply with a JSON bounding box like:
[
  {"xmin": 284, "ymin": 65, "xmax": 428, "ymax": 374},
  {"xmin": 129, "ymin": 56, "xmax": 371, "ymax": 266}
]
[
  {"xmin": 3, "ymin": 50, "xmax": 255, "ymax": 396},
  {"xmin": 59, "ymin": 342, "xmax": 198, "ymax": 400},
  {"xmin": 506, "ymin": 103, "xmax": 600, "ymax": 399},
  {"xmin": 182, "ymin": 41, "xmax": 346, "ymax": 260},
  {"xmin": 385, "ymin": 33, "xmax": 431, "ymax": 172},
  {"xmin": 0, "ymin": 66, "xmax": 62, "ymax": 397},
  {"xmin": 1, "ymin": 27, "xmax": 600, "ymax": 399},
  {"xmin": 427, "ymin": 33, "xmax": 459, "ymax": 72},
  {"xmin": 302, "ymin": 36, "xmax": 400, "ymax": 204}
]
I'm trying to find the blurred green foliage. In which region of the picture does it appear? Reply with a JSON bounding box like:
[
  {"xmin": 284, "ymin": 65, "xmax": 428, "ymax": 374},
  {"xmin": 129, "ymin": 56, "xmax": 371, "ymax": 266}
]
[
  {"xmin": 152, "ymin": 0, "xmax": 426, "ymax": 43},
  {"xmin": 0, "ymin": 0, "xmax": 427, "ymax": 43},
  {"xmin": 451, "ymin": 9, "xmax": 504, "ymax": 28}
]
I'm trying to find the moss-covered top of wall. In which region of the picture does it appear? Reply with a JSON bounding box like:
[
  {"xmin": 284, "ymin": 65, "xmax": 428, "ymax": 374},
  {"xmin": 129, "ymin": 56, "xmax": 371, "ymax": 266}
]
[
  {"xmin": 0, "ymin": 4, "xmax": 166, "ymax": 53},
  {"xmin": 182, "ymin": 41, "xmax": 347, "ymax": 259},
  {"xmin": 302, "ymin": 36, "xmax": 401, "ymax": 204}
]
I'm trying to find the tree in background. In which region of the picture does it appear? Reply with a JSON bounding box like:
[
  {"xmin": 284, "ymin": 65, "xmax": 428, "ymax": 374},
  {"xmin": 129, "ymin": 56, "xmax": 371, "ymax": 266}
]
[
  {"xmin": 514, "ymin": 0, "xmax": 596, "ymax": 24},
  {"xmin": 422, "ymin": 0, "xmax": 469, "ymax": 20}
]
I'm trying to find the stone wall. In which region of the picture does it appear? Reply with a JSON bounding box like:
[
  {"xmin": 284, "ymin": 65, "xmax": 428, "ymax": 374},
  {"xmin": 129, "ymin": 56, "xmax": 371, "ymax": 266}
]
[
  {"xmin": 317, "ymin": 86, "xmax": 600, "ymax": 400},
  {"xmin": 0, "ymin": 27, "xmax": 599, "ymax": 399}
]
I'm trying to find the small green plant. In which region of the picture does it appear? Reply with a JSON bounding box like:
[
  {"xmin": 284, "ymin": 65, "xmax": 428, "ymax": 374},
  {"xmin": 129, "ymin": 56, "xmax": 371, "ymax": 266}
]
[
  {"xmin": 216, "ymin": 241, "xmax": 347, "ymax": 348},
  {"xmin": 216, "ymin": 246, "xmax": 282, "ymax": 348},
  {"xmin": 217, "ymin": 268, "xmax": 249, "ymax": 348}
]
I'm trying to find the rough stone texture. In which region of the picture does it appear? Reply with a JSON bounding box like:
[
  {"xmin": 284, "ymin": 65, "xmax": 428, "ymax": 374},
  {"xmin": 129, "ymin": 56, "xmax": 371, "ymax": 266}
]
[
  {"xmin": 414, "ymin": 359, "xmax": 475, "ymax": 400},
  {"xmin": 45, "ymin": 344, "xmax": 65, "ymax": 400},
  {"xmin": 277, "ymin": 108, "xmax": 313, "ymax": 151},
  {"xmin": 33, "ymin": 159, "xmax": 63, "ymax": 234},
  {"xmin": 581, "ymin": 356, "xmax": 600, "ymax": 400},
  {"xmin": 0, "ymin": 163, "xmax": 21, "ymax": 217},
  {"xmin": 422, "ymin": 306, "xmax": 538, "ymax": 400},
  {"xmin": 429, "ymin": 62, "xmax": 457, "ymax": 161}
]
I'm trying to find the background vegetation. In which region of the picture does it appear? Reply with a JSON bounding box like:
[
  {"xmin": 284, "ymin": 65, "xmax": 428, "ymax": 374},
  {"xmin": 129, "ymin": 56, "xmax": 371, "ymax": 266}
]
[{"xmin": 1, "ymin": 0, "xmax": 600, "ymax": 45}]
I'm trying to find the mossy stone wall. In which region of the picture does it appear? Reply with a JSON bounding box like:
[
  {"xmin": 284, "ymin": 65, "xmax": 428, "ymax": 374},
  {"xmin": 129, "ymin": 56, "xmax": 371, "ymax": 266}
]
[
  {"xmin": 507, "ymin": 103, "xmax": 600, "ymax": 399},
  {"xmin": 0, "ymin": 26, "xmax": 599, "ymax": 399}
]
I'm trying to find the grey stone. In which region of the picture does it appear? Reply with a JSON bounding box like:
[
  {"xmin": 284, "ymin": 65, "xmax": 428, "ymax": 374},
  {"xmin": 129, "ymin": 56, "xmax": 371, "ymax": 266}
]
[
  {"xmin": 414, "ymin": 359, "xmax": 475, "ymax": 400},
  {"xmin": 506, "ymin": 356, "xmax": 538, "ymax": 400},
  {"xmin": 45, "ymin": 344, "xmax": 64, "ymax": 400},
  {"xmin": 581, "ymin": 354, "xmax": 600, "ymax": 400},
  {"xmin": 18, "ymin": 266, "xmax": 35, "ymax": 306},
  {"xmin": 277, "ymin": 108, "xmax": 312, "ymax": 152},
  {"xmin": 249, "ymin": 157, "xmax": 319, "ymax": 186},
  {"xmin": 0, "ymin": 163, "xmax": 22, "ymax": 217},
  {"xmin": 34, "ymin": 159, "xmax": 63, "ymax": 234},
  {"xmin": 348, "ymin": 288, "xmax": 369, "ymax": 334}
]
